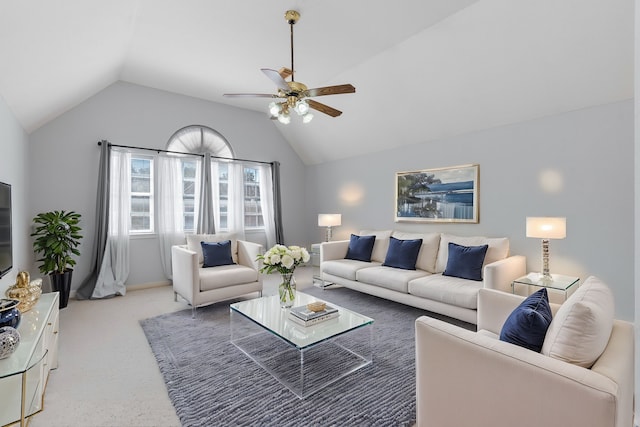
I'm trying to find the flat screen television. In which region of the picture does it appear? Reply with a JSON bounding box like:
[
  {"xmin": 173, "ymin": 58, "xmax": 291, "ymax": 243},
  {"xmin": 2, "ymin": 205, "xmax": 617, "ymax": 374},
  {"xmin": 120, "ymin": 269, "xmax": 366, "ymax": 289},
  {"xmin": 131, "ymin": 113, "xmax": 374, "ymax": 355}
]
[{"xmin": 0, "ymin": 181, "xmax": 12, "ymax": 278}]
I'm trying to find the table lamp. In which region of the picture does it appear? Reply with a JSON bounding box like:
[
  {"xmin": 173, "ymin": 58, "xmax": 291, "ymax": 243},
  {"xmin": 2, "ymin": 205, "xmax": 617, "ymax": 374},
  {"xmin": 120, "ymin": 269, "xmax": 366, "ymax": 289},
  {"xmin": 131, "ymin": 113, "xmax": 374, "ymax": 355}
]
[
  {"xmin": 526, "ymin": 217, "xmax": 566, "ymax": 281},
  {"xmin": 318, "ymin": 214, "xmax": 341, "ymax": 242}
]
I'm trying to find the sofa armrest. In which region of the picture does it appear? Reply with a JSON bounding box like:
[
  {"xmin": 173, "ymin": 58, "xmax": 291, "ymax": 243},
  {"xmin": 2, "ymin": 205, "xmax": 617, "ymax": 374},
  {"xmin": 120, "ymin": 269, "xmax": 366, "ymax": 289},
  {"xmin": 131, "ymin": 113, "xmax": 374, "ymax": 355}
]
[
  {"xmin": 415, "ymin": 316, "xmax": 621, "ymax": 427},
  {"xmin": 477, "ymin": 288, "xmax": 527, "ymax": 334},
  {"xmin": 171, "ymin": 245, "xmax": 199, "ymax": 302},
  {"xmin": 320, "ymin": 240, "xmax": 349, "ymax": 262},
  {"xmin": 483, "ymin": 255, "xmax": 526, "ymax": 293},
  {"xmin": 590, "ymin": 320, "xmax": 635, "ymax": 427},
  {"xmin": 477, "ymin": 288, "xmax": 561, "ymax": 335},
  {"xmin": 237, "ymin": 240, "xmax": 263, "ymax": 271}
]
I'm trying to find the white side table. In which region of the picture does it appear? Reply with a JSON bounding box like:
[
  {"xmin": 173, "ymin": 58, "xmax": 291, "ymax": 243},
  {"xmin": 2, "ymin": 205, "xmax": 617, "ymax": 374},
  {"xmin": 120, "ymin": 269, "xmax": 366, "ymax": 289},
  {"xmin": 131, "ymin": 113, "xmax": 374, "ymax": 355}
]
[
  {"xmin": 512, "ymin": 273, "xmax": 579, "ymax": 301},
  {"xmin": 310, "ymin": 243, "xmax": 333, "ymax": 289}
]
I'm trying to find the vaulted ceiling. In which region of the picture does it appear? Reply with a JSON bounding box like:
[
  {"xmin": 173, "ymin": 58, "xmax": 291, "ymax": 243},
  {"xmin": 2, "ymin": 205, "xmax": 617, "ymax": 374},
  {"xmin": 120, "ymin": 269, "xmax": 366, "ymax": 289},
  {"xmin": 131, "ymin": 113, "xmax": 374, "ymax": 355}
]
[{"xmin": 0, "ymin": 0, "xmax": 633, "ymax": 164}]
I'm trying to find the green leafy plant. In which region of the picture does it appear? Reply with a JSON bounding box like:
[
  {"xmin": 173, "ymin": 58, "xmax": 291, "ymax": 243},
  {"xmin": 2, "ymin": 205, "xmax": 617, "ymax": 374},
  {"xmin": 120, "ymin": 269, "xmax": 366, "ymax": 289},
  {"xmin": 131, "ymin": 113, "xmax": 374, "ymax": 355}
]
[{"xmin": 31, "ymin": 210, "xmax": 82, "ymax": 275}]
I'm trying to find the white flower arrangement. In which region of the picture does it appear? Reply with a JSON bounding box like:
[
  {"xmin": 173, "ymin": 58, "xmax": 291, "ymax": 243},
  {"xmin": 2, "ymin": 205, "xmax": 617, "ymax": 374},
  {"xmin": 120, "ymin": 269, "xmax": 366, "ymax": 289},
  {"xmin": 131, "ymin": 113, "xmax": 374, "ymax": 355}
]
[{"xmin": 258, "ymin": 244, "xmax": 311, "ymax": 275}]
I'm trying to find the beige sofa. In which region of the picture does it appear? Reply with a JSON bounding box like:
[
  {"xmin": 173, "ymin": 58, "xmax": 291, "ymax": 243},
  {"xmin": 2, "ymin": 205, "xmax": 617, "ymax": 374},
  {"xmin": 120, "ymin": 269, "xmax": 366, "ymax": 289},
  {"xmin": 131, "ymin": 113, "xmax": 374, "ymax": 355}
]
[
  {"xmin": 320, "ymin": 230, "xmax": 525, "ymax": 324},
  {"xmin": 171, "ymin": 234, "xmax": 263, "ymax": 316},
  {"xmin": 415, "ymin": 286, "xmax": 634, "ymax": 427}
]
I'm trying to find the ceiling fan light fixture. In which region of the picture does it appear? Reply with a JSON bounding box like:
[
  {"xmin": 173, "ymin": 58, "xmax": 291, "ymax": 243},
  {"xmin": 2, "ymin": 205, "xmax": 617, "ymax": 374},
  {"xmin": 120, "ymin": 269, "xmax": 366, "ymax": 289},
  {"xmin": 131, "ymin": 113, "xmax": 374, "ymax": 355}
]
[
  {"xmin": 294, "ymin": 99, "xmax": 309, "ymax": 115},
  {"xmin": 268, "ymin": 102, "xmax": 281, "ymax": 116},
  {"xmin": 277, "ymin": 113, "xmax": 291, "ymax": 124},
  {"xmin": 302, "ymin": 112, "xmax": 314, "ymax": 124}
]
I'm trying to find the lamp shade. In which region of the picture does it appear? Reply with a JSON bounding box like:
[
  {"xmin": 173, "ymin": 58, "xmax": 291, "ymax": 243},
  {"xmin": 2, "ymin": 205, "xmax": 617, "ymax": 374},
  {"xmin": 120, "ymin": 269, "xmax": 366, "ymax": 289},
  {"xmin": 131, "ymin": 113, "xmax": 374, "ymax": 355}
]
[
  {"xmin": 526, "ymin": 217, "xmax": 566, "ymax": 239},
  {"xmin": 318, "ymin": 214, "xmax": 341, "ymax": 227}
]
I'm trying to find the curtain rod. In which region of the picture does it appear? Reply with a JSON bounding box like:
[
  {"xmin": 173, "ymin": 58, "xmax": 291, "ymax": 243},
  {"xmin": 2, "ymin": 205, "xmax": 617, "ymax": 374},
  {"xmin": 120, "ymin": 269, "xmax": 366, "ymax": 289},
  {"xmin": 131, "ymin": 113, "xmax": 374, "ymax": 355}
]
[{"xmin": 97, "ymin": 140, "xmax": 274, "ymax": 166}]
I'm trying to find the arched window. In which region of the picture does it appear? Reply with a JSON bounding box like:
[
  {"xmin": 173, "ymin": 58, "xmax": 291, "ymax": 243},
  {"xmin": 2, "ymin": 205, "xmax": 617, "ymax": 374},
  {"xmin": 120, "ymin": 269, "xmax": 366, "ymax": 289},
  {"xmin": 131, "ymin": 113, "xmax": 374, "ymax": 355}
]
[{"xmin": 166, "ymin": 125, "xmax": 234, "ymax": 158}]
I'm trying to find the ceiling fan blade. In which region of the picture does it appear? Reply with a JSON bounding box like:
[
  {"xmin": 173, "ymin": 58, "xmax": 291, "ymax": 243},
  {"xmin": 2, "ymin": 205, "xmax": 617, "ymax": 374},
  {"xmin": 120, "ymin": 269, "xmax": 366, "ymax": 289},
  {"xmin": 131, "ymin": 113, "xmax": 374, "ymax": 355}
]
[
  {"xmin": 261, "ymin": 68, "xmax": 290, "ymax": 92},
  {"xmin": 307, "ymin": 99, "xmax": 343, "ymax": 117},
  {"xmin": 305, "ymin": 84, "xmax": 355, "ymax": 97},
  {"xmin": 223, "ymin": 93, "xmax": 280, "ymax": 98},
  {"xmin": 278, "ymin": 67, "xmax": 293, "ymax": 79}
]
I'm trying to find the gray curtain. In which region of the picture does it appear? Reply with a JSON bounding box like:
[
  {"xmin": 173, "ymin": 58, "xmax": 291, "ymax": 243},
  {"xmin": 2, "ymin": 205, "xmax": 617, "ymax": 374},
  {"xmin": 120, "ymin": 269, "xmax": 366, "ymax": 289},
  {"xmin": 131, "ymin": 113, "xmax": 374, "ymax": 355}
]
[
  {"xmin": 91, "ymin": 149, "xmax": 130, "ymax": 298},
  {"xmin": 156, "ymin": 155, "xmax": 185, "ymax": 279},
  {"xmin": 271, "ymin": 161, "xmax": 285, "ymax": 244},
  {"xmin": 76, "ymin": 141, "xmax": 110, "ymax": 300},
  {"xmin": 196, "ymin": 152, "xmax": 215, "ymax": 234}
]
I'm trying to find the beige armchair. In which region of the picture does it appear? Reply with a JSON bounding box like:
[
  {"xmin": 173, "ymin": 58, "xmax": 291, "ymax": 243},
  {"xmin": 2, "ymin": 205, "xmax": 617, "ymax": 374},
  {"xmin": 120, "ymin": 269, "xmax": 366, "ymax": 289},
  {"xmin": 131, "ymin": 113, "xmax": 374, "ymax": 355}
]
[
  {"xmin": 171, "ymin": 238, "xmax": 263, "ymax": 316},
  {"xmin": 415, "ymin": 288, "xmax": 634, "ymax": 427}
]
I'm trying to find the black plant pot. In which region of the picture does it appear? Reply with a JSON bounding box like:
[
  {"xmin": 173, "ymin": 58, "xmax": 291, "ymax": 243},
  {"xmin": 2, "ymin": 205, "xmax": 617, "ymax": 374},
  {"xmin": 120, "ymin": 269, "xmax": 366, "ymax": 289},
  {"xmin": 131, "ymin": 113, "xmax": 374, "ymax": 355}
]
[{"xmin": 50, "ymin": 270, "xmax": 73, "ymax": 309}]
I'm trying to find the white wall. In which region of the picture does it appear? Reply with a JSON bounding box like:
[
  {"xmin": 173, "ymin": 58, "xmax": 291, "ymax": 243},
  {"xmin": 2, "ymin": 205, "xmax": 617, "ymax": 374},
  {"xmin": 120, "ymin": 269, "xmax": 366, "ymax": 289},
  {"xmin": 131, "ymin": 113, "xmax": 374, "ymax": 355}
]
[
  {"xmin": 28, "ymin": 81, "xmax": 307, "ymax": 291},
  {"xmin": 0, "ymin": 96, "xmax": 30, "ymax": 296},
  {"xmin": 306, "ymin": 100, "xmax": 634, "ymax": 321}
]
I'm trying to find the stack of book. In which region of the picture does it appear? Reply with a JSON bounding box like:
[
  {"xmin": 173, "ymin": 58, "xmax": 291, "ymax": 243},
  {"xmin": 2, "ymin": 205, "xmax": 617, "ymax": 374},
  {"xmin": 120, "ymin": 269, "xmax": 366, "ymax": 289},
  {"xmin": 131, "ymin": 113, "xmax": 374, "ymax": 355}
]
[{"xmin": 288, "ymin": 304, "xmax": 339, "ymax": 326}]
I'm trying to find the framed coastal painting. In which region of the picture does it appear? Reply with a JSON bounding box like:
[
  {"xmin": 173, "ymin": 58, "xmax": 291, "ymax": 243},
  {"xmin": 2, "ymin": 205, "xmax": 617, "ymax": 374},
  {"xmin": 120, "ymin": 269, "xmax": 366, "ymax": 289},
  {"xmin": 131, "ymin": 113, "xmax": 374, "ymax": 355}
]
[{"xmin": 395, "ymin": 164, "xmax": 479, "ymax": 223}]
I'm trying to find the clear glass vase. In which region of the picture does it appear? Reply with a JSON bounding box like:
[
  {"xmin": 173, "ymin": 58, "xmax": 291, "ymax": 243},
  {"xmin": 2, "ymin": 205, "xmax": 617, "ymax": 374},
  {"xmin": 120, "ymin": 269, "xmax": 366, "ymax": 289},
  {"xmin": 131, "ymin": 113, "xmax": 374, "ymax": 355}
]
[{"xmin": 279, "ymin": 272, "xmax": 296, "ymax": 308}]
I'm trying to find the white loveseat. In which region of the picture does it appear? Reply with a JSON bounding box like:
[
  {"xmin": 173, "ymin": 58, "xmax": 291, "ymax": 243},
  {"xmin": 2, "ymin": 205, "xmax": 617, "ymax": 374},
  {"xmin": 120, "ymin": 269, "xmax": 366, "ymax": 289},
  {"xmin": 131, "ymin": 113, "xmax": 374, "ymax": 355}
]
[
  {"xmin": 172, "ymin": 233, "xmax": 263, "ymax": 315},
  {"xmin": 415, "ymin": 285, "xmax": 634, "ymax": 427},
  {"xmin": 320, "ymin": 230, "xmax": 525, "ymax": 324}
]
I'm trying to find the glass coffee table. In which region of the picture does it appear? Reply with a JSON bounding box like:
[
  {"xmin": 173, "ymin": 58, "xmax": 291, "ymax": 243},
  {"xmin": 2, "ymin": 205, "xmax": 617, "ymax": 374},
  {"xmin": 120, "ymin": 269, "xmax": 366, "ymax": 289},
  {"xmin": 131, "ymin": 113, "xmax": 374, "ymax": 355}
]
[{"xmin": 230, "ymin": 292, "xmax": 373, "ymax": 399}]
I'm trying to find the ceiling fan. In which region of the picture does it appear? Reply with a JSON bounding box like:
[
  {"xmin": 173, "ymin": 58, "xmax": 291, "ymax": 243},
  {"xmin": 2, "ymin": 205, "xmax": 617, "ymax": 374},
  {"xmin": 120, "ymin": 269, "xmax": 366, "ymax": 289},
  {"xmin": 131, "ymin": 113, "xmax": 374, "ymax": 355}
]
[{"xmin": 223, "ymin": 10, "xmax": 356, "ymax": 124}]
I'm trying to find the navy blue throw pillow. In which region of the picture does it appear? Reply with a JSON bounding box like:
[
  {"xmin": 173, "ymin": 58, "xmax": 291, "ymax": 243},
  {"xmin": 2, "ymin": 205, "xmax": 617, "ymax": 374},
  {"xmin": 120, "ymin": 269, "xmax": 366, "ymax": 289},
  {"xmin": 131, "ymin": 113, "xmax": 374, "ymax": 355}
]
[
  {"xmin": 500, "ymin": 288, "xmax": 553, "ymax": 352},
  {"xmin": 201, "ymin": 240, "xmax": 235, "ymax": 268},
  {"xmin": 382, "ymin": 237, "xmax": 423, "ymax": 270},
  {"xmin": 345, "ymin": 234, "xmax": 376, "ymax": 262},
  {"xmin": 442, "ymin": 242, "xmax": 488, "ymax": 281}
]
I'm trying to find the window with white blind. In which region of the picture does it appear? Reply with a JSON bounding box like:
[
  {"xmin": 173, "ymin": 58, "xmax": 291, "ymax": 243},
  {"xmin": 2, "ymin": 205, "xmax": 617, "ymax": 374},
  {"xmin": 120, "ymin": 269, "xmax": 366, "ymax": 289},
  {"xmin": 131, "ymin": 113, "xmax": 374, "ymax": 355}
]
[
  {"xmin": 166, "ymin": 125, "xmax": 265, "ymax": 233},
  {"xmin": 130, "ymin": 156, "xmax": 154, "ymax": 233},
  {"xmin": 125, "ymin": 126, "xmax": 268, "ymax": 236},
  {"xmin": 181, "ymin": 159, "xmax": 197, "ymax": 232}
]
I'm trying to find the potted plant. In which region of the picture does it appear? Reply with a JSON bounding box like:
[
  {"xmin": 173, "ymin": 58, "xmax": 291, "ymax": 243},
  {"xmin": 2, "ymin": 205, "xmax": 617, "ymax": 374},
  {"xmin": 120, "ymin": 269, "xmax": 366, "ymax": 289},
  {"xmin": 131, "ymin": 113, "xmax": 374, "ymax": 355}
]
[{"xmin": 31, "ymin": 210, "xmax": 82, "ymax": 308}]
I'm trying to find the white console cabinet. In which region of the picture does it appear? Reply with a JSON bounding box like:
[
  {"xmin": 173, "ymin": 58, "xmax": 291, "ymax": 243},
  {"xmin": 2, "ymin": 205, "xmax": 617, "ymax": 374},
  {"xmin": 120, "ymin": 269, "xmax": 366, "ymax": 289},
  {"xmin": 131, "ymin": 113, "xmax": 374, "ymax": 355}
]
[{"xmin": 0, "ymin": 292, "xmax": 59, "ymax": 427}]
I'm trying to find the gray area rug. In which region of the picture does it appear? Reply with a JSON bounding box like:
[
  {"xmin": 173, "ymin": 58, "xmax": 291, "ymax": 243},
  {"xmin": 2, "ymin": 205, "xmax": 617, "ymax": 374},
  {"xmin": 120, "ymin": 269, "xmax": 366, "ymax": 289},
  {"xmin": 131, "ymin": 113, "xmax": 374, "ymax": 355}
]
[{"xmin": 140, "ymin": 287, "xmax": 474, "ymax": 427}]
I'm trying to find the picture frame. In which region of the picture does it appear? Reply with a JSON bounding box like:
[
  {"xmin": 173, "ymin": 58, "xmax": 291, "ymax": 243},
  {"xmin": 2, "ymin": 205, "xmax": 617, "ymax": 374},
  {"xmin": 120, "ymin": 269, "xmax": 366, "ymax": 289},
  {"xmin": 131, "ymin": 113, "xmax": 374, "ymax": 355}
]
[{"xmin": 395, "ymin": 164, "xmax": 479, "ymax": 223}]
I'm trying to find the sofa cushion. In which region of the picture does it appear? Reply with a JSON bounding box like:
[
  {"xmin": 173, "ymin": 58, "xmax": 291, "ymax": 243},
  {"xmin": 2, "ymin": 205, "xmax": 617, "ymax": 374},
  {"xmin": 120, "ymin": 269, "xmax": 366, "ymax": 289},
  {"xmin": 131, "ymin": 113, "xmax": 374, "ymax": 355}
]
[
  {"xmin": 201, "ymin": 240, "xmax": 235, "ymax": 268},
  {"xmin": 435, "ymin": 234, "xmax": 509, "ymax": 273},
  {"xmin": 198, "ymin": 264, "xmax": 258, "ymax": 291},
  {"xmin": 392, "ymin": 231, "xmax": 440, "ymax": 273},
  {"xmin": 541, "ymin": 276, "xmax": 614, "ymax": 368},
  {"xmin": 408, "ymin": 274, "xmax": 483, "ymax": 310},
  {"xmin": 360, "ymin": 229, "xmax": 392, "ymax": 263},
  {"xmin": 383, "ymin": 237, "xmax": 423, "ymax": 270},
  {"xmin": 187, "ymin": 233, "xmax": 238, "ymax": 264},
  {"xmin": 499, "ymin": 288, "xmax": 552, "ymax": 353},
  {"xmin": 356, "ymin": 266, "xmax": 429, "ymax": 293},
  {"xmin": 442, "ymin": 243, "xmax": 488, "ymax": 281},
  {"xmin": 322, "ymin": 259, "xmax": 381, "ymax": 281},
  {"xmin": 345, "ymin": 234, "xmax": 376, "ymax": 262}
]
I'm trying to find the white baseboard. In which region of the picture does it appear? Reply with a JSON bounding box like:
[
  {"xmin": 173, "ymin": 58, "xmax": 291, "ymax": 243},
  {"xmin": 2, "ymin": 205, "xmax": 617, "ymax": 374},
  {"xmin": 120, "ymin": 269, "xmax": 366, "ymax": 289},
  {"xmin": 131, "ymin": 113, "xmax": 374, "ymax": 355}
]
[
  {"xmin": 69, "ymin": 280, "xmax": 171, "ymax": 299},
  {"xmin": 126, "ymin": 281, "xmax": 171, "ymax": 291}
]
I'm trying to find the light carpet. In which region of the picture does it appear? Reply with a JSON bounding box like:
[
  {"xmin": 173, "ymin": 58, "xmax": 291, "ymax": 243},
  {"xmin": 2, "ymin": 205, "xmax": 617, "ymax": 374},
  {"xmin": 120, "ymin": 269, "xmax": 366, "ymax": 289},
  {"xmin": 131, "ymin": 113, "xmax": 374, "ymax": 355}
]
[{"xmin": 140, "ymin": 286, "xmax": 473, "ymax": 427}]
